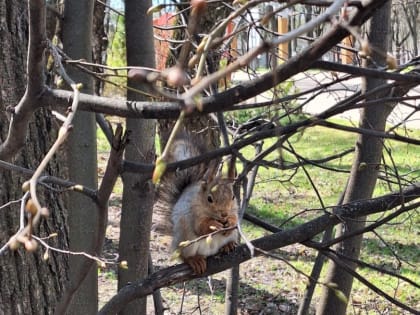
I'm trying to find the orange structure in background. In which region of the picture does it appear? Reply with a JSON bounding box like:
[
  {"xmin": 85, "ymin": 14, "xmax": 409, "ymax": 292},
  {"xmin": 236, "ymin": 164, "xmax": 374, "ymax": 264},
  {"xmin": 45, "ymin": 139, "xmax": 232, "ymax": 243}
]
[
  {"xmin": 341, "ymin": 36, "xmax": 354, "ymax": 64},
  {"xmin": 277, "ymin": 17, "xmax": 289, "ymax": 61},
  {"xmin": 153, "ymin": 13, "xmax": 175, "ymax": 71}
]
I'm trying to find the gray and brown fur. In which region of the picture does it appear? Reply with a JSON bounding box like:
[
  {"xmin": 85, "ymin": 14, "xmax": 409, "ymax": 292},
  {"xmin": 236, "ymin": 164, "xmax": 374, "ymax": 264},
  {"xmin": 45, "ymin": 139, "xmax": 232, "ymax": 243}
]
[
  {"xmin": 152, "ymin": 132, "xmax": 238, "ymax": 274},
  {"xmin": 152, "ymin": 132, "xmax": 214, "ymax": 234}
]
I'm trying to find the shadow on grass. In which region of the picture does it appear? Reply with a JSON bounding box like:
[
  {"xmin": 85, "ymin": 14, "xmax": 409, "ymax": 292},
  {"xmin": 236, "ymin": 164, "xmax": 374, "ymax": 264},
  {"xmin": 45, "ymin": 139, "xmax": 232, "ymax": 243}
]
[
  {"xmin": 164, "ymin": 275, "xmax": 305, "ymax": 315},
  {"xmin": 361, "ymin": 238, "xmax": 419, "ymax": 272}
]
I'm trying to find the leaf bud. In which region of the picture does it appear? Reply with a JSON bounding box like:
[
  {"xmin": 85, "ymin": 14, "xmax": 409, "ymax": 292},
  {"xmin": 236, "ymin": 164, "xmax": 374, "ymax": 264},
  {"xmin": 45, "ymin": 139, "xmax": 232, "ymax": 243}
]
[
  {"xmin": 119, "ymin": 260, "xmax": 128, "ymax": 269},
  {"xmin": 22, "ymin": 181, "xmax": 30, "ymax": 192},
  {"xmin": 165, "ymin": 67, "xmax": 188, "ymax": 87},
  {"xmin": 40, "ymin": 207, "xmax": 50, "ymax": 217},
  {"xmin": 43, "ymin": 250, "xmax": 49, "ymax": 261},
  {"xmin": 25, "ymin": 199, "xmax": 38, "ymax": 215},
  {"xmin": 206, "ymin": 234, "xmax": 213, "ymax": 244},
  {"xmin": 24, "ymin": 239, "xmax": 38, "ymax": 252},
  {"xmin": 179, "ymin": 240, "xmax": 191, "ymax": 248},
  {"xmin": 97, "ymin": 260, "xmax": 106, "ymax": 269},
  {"xmin": 152, "ymin": 157, "xmax": 167, "ymax": 184},
  {"xmin": 8, "ymin": 237, "xmax": 21, "ymax": 251}
]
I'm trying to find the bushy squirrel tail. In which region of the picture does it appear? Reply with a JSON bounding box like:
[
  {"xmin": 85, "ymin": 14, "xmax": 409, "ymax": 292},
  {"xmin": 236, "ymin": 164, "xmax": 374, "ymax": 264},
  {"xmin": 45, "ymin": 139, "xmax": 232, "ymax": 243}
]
[{"xmin": 152, "ymin": 132, "xmax": 210, "ymax": 234}]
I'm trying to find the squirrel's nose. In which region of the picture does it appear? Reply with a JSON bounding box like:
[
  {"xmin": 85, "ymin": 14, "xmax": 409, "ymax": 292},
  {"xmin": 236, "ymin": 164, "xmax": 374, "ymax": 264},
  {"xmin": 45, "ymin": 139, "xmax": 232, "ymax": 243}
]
[{"xmin": 221, "ymin": 212, "xmax": 228, "ymax": 218}]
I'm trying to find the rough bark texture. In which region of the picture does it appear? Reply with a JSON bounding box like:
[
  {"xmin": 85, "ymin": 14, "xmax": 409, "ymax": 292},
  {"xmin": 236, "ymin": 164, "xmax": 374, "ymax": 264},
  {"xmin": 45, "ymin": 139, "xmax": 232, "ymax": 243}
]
[
  {"xmin": 61, "ymin": 1, "xmax": 98, "ymax": 314},
  {"xmin": 316, "ymin": 2, "xmax": 393, "ymax": 314},
  {"xmin": 0, "ymin": 1, "xmax": 68, "ymax": 314},
  {"xmin": 118, "ymin": 0, "xmax": 156, "ymax": 314},
  {"xmin": 92, "ymin": 0, "xmax": 108, "ymax": 95}
]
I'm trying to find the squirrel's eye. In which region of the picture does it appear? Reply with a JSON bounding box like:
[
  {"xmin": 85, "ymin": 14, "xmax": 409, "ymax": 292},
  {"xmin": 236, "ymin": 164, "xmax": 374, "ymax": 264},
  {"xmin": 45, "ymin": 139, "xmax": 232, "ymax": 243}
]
[
  {"xmin": 232, "ymin": 195, "xmax": 235, "ymax": 200},
  {"xmin": 207, "ymin": 195, "xmax": 213, "ymax": 203}
]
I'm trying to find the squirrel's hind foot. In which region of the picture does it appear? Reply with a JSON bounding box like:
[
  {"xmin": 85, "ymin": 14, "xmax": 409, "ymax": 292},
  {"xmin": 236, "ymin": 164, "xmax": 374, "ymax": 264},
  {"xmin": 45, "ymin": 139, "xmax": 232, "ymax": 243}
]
[{"xmin": 184, "ymin": 255, "xmax": 207, "ymax": 275}]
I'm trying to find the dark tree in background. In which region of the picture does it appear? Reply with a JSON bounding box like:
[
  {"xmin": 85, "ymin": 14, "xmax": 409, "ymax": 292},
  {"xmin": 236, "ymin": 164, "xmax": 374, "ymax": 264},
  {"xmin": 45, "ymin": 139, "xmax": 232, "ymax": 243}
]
[
  {"xmin": 0, "ymin": 1, "xmax": 67, "ymax": 314},
  {"xmin": 317, "ymin": 2, "xmax": 394, "ymax": 314},
  {"xmin": 118, "ymin": 0, "xmax": 156, "ymax": 314},
  {"xmin": 60, "ymin": 1, "xmax": 98, "ymax": 314}
]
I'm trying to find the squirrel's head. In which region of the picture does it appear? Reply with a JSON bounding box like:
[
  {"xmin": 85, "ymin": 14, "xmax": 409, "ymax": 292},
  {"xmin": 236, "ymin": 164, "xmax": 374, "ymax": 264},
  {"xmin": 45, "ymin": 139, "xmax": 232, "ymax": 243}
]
[
  {"xmin": 199, "ymin": 156, "xmax": 237, "ymax": 219},
  {"xmin": 200, "ymin": 178, "xmax": 236, "ymax": 219}
]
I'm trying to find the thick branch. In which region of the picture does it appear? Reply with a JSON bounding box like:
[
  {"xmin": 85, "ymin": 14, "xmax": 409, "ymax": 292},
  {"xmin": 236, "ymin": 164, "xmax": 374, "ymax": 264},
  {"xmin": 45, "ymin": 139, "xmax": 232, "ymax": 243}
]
[
  {"xmin": 0, "ymin": 159, "xmax": 97, "ymax": 200},
  {"xmin": 0, "ymin": 0, "xmax": 47, "ymax": 161},
  {"xmin": 312, "ymin": 60, "xmax": 420, "ymax": 83},
  {"xmin": 99, "ymin": 183, "xmax": 420, "ymax": 314}
]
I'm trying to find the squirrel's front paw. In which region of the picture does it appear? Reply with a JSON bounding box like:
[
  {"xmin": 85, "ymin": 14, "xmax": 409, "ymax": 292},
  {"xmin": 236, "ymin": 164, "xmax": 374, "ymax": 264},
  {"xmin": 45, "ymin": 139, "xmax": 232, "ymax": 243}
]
[
  {"xmin": 199, "ymin": 218, "xmax": 224, "ymax": 234},
  {"xmin": 184, "ymin": 255, "xmax": 207, "ymax": 275},
  {"xmin": 222, "ymin": 215, "xmax": 238, "ymax": 235},
  {"xmin": 220, "ymin": 241, "xmax": 237, "ymax": 254}
]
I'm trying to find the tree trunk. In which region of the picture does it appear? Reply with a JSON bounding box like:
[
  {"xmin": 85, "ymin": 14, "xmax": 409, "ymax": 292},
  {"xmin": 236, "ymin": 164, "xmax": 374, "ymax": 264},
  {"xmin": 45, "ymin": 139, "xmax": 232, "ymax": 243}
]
[
  {"xmin": 117, "ymin": 1, "xmax": 156, "ymax": 314},
  {"xmin": 61, "ymin": 1, "xmax": 98, "ymax": 314},
  {"xmin": 316, "ymin": 2, "xmax": 392, "ymax": 314},
  {"xmin": 92, "ymin": 0, "xmax": 108, "ymax": 95},
  {"xmin": 0, "ymin": 1, "xmax": 68, "ymax": 314}
]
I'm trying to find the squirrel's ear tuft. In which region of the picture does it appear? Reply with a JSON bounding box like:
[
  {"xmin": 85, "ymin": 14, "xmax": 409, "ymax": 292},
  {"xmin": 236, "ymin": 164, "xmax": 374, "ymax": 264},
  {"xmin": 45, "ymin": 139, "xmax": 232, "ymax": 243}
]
[
  {"xmin": 200, "ymin": 179, "xmax": 208, "ymax": 191},
  {"xmin": 227, "ymin": 155, "xmax": 236, "ymax": 180},
  {"xmin": 203, "ymin": 159, "xmax": 218, "ymax": 183}
]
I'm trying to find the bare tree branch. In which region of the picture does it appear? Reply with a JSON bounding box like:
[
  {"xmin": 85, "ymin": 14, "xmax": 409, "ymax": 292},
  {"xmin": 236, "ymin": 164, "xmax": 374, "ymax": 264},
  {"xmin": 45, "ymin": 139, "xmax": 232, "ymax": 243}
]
[
  {"xmin": 0, "ymin": 159, "xmax": 97, "ymax": 200},
  {"xmin": 312, "ymin": 59, "xmax": 420, "ymax": 83}
]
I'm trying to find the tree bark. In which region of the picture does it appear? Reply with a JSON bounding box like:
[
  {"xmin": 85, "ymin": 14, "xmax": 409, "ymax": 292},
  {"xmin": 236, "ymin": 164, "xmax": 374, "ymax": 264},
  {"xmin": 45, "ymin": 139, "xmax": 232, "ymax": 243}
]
[
  {"xmin": 118, "ymin": 1, "xmax": 156, "ymax": 314},
  {"xmin": 61, "ymin": 1, "xmax": 98, "ymax": 314},
  {"xmin": 92, "ymin": 0, "xmax": 108, "ymax": 95},
  {"xmin": 0, "ymin": 1, "xmax": 68, "ymax": 314},
  {"xmin": 316, "ymin": 2, "xmax": 393, "ymax": 314}
]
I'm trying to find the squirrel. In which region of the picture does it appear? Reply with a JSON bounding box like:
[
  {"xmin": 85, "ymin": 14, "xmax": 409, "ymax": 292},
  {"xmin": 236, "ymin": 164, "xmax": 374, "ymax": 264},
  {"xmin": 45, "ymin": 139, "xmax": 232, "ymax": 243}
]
[{"xmin": 153, "ymin": 132, "xmax": 238, "ymax": 275}]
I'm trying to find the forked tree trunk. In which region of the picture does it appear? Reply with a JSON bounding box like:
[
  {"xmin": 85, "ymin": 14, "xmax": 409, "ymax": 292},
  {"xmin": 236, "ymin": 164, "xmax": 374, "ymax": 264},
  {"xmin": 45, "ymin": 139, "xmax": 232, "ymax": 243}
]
[
  {"xmin": 316, "ymin": 2, "xmax": 392, "ymax": 314},
  {"xmin": 0, "ymin": 1, "xmax": 68, "ymax": 314}
]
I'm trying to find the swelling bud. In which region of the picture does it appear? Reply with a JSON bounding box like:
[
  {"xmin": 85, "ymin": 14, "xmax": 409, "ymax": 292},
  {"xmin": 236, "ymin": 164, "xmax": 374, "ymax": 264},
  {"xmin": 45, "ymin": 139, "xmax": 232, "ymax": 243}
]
[
  {"xmin": 25, "ymin": 199, "xmax": 38, "ymax": 215},
  {"xmin": 24, "ymin": 239, "xmax": 38, "ymax": 252},
  {"xmin": 165, "ymin": 66, "xmax": 188, "ymax": 87}
]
